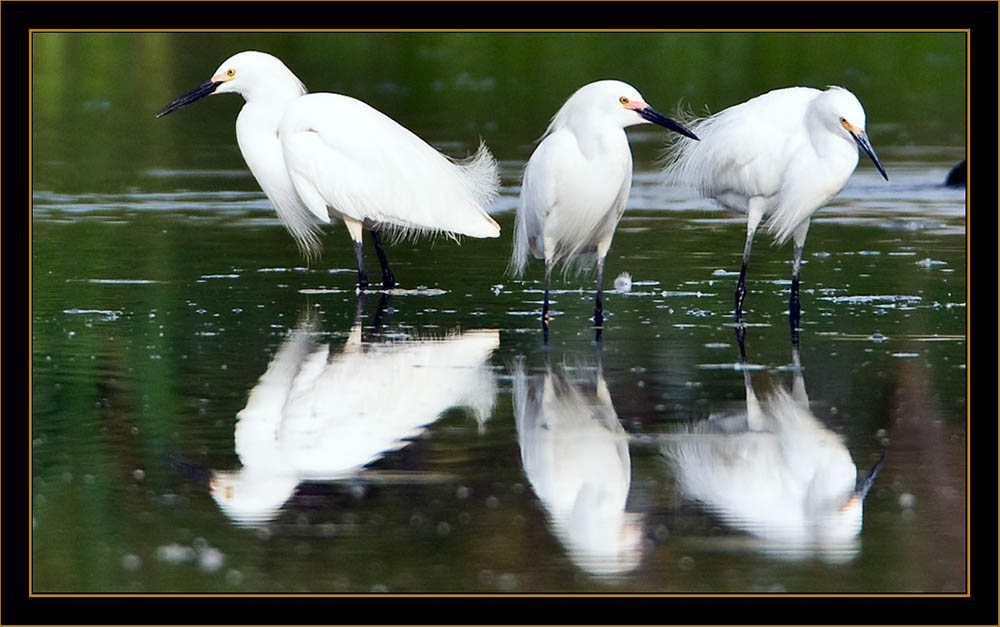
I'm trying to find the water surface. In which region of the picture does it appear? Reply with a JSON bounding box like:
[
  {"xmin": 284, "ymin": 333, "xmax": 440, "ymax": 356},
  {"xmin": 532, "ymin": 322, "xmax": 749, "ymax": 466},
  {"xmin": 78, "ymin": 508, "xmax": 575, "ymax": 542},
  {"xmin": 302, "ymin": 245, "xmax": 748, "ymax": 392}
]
[{"xmin": 31, "ymin": 31, "xmax": 968, "ymax": 597}]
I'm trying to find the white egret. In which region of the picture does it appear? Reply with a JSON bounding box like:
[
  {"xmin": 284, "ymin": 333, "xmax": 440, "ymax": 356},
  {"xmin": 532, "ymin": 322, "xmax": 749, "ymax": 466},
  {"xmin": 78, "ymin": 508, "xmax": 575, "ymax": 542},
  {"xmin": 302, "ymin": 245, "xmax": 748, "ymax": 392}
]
[
  {"xmin": 662, "ymin": 86, "xmax": 888, "ymax": 324},
  {"xmin": 510, "ymin": 80, "xmax": 698, "ymax": 328},
  {"xmin": 157, "ymin": 50, "xmax": 500, "ymax": 290}
]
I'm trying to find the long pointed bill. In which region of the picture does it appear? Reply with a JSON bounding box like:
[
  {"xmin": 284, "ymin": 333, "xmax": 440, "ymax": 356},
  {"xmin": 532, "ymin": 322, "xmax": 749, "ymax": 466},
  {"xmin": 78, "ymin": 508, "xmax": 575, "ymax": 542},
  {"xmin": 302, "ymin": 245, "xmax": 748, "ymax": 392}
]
[
  {"xmin": 156, "ymin": 80, "xmax": 222, "ymax": 118},
  {"xmin": 850, "ymin": 128, "xmax": 888, "ymax": 181},
  {"xmin": 637, "ymin": 105, "xmax": 700, "ymax": 141},
  {"xmin": 854, "ymin": 451, "xmax": 886, "ymax": 501}
]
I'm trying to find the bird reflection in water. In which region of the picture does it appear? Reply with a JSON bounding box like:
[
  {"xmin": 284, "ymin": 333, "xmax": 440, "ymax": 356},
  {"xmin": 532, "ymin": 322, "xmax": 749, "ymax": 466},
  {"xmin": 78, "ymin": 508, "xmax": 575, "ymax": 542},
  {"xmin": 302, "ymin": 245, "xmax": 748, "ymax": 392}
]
[
  {"xmin": 661, "ymin": 329, "xmax": 884, "ymax": 562},
  {"xmin": 512, "ymin": 350, "xmax": 643, "ymax": 577},
  {"xmin": 210, "ymin": 296, "xmax": 499, "ymax": 526}
]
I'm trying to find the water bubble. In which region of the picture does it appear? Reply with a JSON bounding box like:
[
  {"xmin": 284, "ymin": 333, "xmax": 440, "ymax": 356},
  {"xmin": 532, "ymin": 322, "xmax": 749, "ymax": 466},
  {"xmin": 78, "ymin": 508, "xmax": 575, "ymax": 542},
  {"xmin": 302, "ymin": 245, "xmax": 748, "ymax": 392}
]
[
  {"xmin": 614, "ymin": 272, "xmax": 633, "ymax": 293},
  {"xmin": 121, "ymin": 553, "xmax": 142, "ymax": 572},
  {"xmin": 156, "ymin": 543, "xmax": 195, "ymax": 564},
  {"xmin": 198, "ymin": 547, "xmax": 226, "ymax": 573}
]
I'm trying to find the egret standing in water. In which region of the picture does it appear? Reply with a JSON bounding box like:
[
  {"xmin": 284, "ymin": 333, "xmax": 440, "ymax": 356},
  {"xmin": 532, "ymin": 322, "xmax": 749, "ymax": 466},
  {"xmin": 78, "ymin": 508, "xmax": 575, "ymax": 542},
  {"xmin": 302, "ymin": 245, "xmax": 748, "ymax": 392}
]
[
  {"xmin": 157, "ymin": 51, "xmax": 500, "ymax": 290},
  {"xmin": 510, "ymin": 80, "xmax": 698, "ymax": 329},
  {"xmin": 662, "ymin": 86, "xmax": 888, "ymax": 325}
]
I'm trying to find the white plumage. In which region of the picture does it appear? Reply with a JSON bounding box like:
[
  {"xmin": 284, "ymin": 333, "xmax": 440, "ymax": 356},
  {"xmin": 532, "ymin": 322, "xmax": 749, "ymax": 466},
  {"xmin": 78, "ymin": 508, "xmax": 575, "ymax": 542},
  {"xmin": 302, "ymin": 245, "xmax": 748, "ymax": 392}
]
[
  {"xmin": 510, "ymin": 80, "xmax": 698, "ymax": 328},
  {"xmin": 512, "ymin": 358, "xmax": 643, "ymax": 575},
  {"xmin": 663, "ymin": 388, "xmax": 866, "ymax": 560},
  {"xmin": 158, "ymin": 50, "xmax": 500, "ymax": 290},
  {"xmin": 210, "ymin": 311, "xmax": 499, "ymax": 526},
  {"xmin": 660, "ymin": 340, "xmax": 883, "ymax": 561},
  {"xmin": 662, "ymin": 86, "xmax": 887, "ymax": 322}
]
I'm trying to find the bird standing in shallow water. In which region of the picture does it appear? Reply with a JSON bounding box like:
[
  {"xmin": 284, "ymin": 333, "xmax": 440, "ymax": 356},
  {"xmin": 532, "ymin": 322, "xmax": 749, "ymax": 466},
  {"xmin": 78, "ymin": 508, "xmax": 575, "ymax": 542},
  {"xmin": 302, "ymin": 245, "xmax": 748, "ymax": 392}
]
[
  {"xmin": 157, "ymin": 50, "xmax": 501, "ymax": 291},
  {"xmin": 662, "ymin": 86, "xmax": 888, "ymax": 326},
  {"xmin": 510, "ymin": 80, "xmax": 698, "ymax": 332}
]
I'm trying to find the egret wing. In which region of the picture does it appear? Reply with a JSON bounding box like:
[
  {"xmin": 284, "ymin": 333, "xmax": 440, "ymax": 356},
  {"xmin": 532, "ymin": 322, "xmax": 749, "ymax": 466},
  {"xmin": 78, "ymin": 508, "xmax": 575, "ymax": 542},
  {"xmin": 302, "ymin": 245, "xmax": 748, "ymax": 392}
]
[
  {"xmin": 281, "ymin": 93, "xmax": 499, "ymax": 239},
  {"xmin": 512, "ymin": 131, "xmax": 582, "ymax": 272},
  {"xmin": 666, "ymin": 87, "xmax": 821, "ymax": 208}
]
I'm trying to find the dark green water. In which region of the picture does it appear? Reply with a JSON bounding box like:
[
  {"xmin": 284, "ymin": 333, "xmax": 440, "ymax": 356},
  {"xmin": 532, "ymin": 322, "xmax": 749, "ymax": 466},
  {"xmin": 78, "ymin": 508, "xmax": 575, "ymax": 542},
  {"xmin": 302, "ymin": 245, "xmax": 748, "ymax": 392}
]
[{"xmin": 31, "ymin": 31, "xmax": 967, "ymax": 596}]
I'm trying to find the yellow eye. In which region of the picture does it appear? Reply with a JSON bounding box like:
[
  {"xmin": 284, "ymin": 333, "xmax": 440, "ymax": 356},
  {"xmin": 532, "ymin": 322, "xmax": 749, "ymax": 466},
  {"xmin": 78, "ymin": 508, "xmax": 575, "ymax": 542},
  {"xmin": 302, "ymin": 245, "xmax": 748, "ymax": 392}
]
[
  {"xmin": 839, "ymin": 116, "xmax": 849, "ymax": 127},
  {"xmin": 226, "ymin": 69, "xmax": 236, "ymax": 78},
  {"xmin": 619, "ymin": 96, "xmax": 630, "ymax": 105}
]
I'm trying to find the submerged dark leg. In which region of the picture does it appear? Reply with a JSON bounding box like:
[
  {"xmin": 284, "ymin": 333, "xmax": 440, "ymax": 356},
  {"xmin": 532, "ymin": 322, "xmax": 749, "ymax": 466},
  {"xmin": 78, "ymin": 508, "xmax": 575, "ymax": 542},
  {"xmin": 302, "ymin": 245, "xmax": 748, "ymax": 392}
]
[
  {"xmin": 354, "ymin": 240, "xmax": 369, "ymax": 291},
  {"xmin": 789, "ymin": 271, "xmax": 801, "ymax": 342},
  {"xmin": 735, "ymin": 201, "xmax": 765, "ymax": 323},
  {"xmin": 357, "ymin": 291, "xmax": 394, "ymax": 343},
  {"xmin": 788, "ymin": 220, "xmax": 809, "ymax": 336},
  {"xmin": 373, "ymin": 292, "xmax": 393, "ymax": 333},
  {"xmin": 593, "ymin": 260, "xmax": 605, "ymax": 327},
  {"xmin": 371, "ymin": 229, "xmax": 396, "ymax": 289},
  {"xmin": 734, "ymin": 258, "xmax": 750, "ymax": 323},
  {"xmin": 541, "ymin": 265, "xmax": 552, "ymax": 341},
  {"xmin": 734, "ymin": 324, "xmax": 748, "ymax": 363}
]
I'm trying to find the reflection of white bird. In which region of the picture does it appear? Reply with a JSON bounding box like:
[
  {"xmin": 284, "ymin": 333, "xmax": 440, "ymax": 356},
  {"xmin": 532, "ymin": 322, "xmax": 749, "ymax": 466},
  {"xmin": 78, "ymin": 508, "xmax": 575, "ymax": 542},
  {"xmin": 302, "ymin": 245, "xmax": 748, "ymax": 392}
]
[
  {"xmin": 512, "ymin": 358, "xmax": 643, "ymax": 576},
  {"xmin": 157, "ymin": 50, "xmax": 500, "ymax": 290},
  {"xmin": 211, "ymin": 312, "xmax": 499, "ymax": 525},
  {"xmin": 661, "ymin": 344, "xmax": 883, "ymax": 562},
  {"xmin": 662, "ymin": 86, "xmax": 888, "ymax": 323},
  {"xmin": 510, "ymin": 80, "xmax": 698, "ymax": 326}
]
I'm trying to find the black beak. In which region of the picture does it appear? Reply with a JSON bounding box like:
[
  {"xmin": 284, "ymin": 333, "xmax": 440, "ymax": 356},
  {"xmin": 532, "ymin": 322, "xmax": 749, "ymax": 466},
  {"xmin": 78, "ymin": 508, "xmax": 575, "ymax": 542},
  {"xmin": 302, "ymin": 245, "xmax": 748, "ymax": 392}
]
[
  {"xmin": 850, "ymin": 128, "xmax": 889, "ymax": 181},
  {"xmin": 854, "ymin": 451, "xmax": 886, "ymax": 500},
  {"xmin": 156, "ymin": 80, "xmax": 222, "ymax": 118},
  {"xmin": 638, "ymin": 106, "xmax": 699, "ymax": 141}
]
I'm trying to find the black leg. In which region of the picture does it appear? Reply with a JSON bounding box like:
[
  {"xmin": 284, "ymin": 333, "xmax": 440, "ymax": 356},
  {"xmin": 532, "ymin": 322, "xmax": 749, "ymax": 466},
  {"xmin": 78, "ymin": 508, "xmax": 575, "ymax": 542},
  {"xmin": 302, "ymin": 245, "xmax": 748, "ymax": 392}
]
[
  {"xmin": 353, "ymin": 291, "xmax": 365, "ymax": 324},
  {"xmin": 734, "ymin": 324, "xmax": 748, "ymax": 363},
  {"xmin": 354, "ymin": 240, "xmax": 369, "ymax": 291},
  {"xmin": 789, "ymin": 237, "xmax": 804, "ymax": 338},
  {"xmin": 734, "ymin": 259, "xmax": 749, "ymax": 323},
  {"xmin": 541, "ymin": 266, "xmax": 552, "ymax": 325},
  {"xmin": 372, "ymin": 292, "xmax": 392, "ymax": 335},
  {"xmin": 593, "ymin": 260, "xmax": 605, "ymax": 328},
  {"xmin": 541, "ymin": 266, "xmax": 552, "ymax": 342},
  {"xmin": 789, "ymin": 273, "xmax": 801, "ymax": 343},
  {"xmin": 371, "ymin": 229, "xmax": 396, "ymax": 289},
  {"xmin": 735, "ymin": 204, "xmax": 763, "ymax": 323}
]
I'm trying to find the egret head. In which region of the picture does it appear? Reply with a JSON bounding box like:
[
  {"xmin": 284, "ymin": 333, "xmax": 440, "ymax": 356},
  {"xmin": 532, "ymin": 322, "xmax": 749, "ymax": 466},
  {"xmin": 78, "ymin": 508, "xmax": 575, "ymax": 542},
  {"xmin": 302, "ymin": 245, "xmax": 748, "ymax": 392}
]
[
  {"xmin": 156, "ymin": 50, "xmax": 306, "ymax": 118},
  {"xmin": 552, "ymin": 80, "xmax": 699, "ymax": 140},
  {"xmin": 822, "ymin": 87, "xmax": 888, "ymax": 180}
]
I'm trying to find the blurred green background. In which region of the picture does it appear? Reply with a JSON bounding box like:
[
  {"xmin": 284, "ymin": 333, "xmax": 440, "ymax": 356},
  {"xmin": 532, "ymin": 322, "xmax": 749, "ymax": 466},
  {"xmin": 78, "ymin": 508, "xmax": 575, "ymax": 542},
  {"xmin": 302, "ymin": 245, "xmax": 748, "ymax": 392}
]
[{"xmin": 32, "ymin": 31, "xmax": 966, "ymax": 194}]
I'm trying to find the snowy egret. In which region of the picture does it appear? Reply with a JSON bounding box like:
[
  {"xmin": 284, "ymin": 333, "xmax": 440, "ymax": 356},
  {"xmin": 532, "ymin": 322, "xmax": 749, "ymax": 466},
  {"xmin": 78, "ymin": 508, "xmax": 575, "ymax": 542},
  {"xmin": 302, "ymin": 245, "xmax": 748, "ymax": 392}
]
[
  {"xmin": 157, "ymin": 50, "xmax": 500, "ymax": 290},
  {"xmin": 662, "ymin": 86, "xmax": 888, "ymax": 324},
  {"xmin": 510, "ymin": 80, "xmax": 698, "ymax": 328},
  {"xmin": 211, "ymin": 305, "xmax": 498, "ymax": 525}
]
